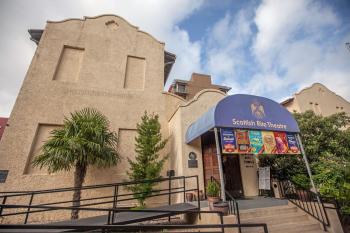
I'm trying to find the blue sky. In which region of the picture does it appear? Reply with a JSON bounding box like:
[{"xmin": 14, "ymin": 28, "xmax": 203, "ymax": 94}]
[
  {"xmin": 176, "ymin": 0, "xmax": 350, "ymax": 101},
  {"xmin": 0, "ymin": 0, "xmax": 350, "ymax": 116}
]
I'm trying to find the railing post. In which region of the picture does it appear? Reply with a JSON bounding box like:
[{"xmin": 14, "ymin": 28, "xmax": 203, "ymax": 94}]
[
  {"xmin": 236, "ymin": 201, "xmax": 241, "ymax": 233},
  {"xmin": 196, "ymin": 175, "xmax": 201, "ymax": 219},
  {"xmin": 320, "ymin": 198, "xmax": 330, "ymax": 226},
  {"xmin": 24, "ymin": 193, "xmax": 34, "ymax": 224},
  {"xmin": 263, "ymin": 224, "xmax": 269, "ymax": 233},
  {"xmin": 112, "ymin": 185, "xmax": 118, "ymax": 223},
  {"xmin": 107, "ymin": 210, "xmax": 111, "ymax": 225},
  {"xmin": 168, "ymin": 175, "xmax": 171, "ymax": 206},
  {"xmin": 219, "ymin": 212, "xmax": 225, "ymax": 233},
  {"xmin": 183, "ymin": 176, "xmax": 186, "ymax": 203},
  {"xmin": 0, "ymin": 196, "xmax": 7, "ymax": 216},
  {"xmin": 168, "ymin": 175, "xmax": 172, "ymax": 222}
]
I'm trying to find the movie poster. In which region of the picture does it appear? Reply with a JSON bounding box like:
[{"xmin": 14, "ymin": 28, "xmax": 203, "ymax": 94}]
[
  {"xmin": 286, "ymin": 133, "xmax": 300, "ymax": 154},
  {"xmin": 262, "ymin": 131, "xmax": 276, "ymax": 154},
  {"xmin": 236, "ymin": 130, "xmax": 250, "ymax": 153},
  {"xmin": 220, "ymin": 129, "xmax": 237, "ymax": 154},
  {"xmin": 249, "ymin": 130, "xmax": 264, "ymax": 154},
  {"xmin": 274, "ymin": 132, "xmax": 288, "ymax": 154}
]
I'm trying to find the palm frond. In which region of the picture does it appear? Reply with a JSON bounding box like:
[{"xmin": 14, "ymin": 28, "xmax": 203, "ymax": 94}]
[{"xmin": 32, "ymin": 107, "xmax": 120, "ymax": 173}]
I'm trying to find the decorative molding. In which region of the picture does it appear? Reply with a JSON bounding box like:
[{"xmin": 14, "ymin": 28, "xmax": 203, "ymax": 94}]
[
  {"xmin": 167, "ymin": 89, "xmax": 226, "ymax": 122},
  {"xmin": 295, "ymin": 83, "xmax": 350, "ymax": 104},
  {"xmin": 47, "ymin": 14, "xmax": 165, "ymax": 45}
]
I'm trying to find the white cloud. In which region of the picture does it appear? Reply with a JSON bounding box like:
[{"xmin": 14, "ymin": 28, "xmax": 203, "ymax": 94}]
[
  {"xmin": 200, "ymin": 0, "xmax": 350, "ymax": 104},
  {"xmin": 253, "ymin": 0, "xmax": 339, "ymax": 70},
  {"xmin": 204, "ymin": 10, "xmax": 253, "ymax": 85},
  {"xmin": 0, "ymin": 0, "xmax": 204, "ymax": 116},
  {"xmin": 250, "ymin": 0, "xmax": 350, "ymax": 100}
]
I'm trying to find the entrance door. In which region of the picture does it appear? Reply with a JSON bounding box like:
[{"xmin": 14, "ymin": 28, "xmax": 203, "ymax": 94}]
[
  {"xmin": 203, "ymin": 144, "xmax": 220, "ymax": 190},
  {"xmin": 223, "ymin": 155, "xmax": 244, "ymax": 198}
]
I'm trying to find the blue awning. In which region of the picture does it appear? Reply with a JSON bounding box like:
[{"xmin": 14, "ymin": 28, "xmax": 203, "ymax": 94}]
[{"xmin": 185, "ymin": 94, "xmax": 300, "ymax": 143}]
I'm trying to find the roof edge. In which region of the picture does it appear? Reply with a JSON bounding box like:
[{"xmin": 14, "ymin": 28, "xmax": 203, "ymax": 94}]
[
  {"xmin": 296, "ymin": 82, "xmax": 350, "ymax": 104},
  {"xmin": 47, "ymin": 14, "xmax": 165, "ymax": 45}
]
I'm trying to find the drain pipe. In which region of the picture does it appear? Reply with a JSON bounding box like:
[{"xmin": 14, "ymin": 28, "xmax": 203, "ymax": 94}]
[{"xmin": 214, "ymin": 127, "xmax": 226, "ymax": 201}]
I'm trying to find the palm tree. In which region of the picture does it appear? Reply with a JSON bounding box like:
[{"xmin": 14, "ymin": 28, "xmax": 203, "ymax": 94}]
[{"xmin": 33, "ymin": 108, "xmax": 120, "ymax": 219}]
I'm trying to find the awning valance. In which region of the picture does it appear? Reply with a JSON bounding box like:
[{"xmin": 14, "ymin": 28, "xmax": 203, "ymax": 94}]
[{"xmin": 185, "ymin": 94, "xmax": 300, "ymax": 143}]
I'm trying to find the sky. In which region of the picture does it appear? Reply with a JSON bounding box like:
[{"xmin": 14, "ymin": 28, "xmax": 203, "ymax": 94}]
[{"xmin": 0, "ymin": 0, "xmax": 349, "ymax": 117}]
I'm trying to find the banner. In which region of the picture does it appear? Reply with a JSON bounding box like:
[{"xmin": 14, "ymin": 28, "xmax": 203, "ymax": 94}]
[
  {"xmin": 274, "ymin": 132, "xmax": 288, "ymax": 154},
  {"xmin": 249, "ymin": 130, "xmax": 264, "ymax": 154},
  {"xmin": 220, "ymin": 129, "xmax": 237, "ymax": 154},
  {"xmin": 262, "ymin": 131, "xmax": 276, "ymax": 154},
  {"xmin": 236, "ymin": 130, "xmax": 250, "ymax": 153},
  {"xmin": 219, "ymin": 128, "xmax": 300, "ymax": 155},
  {"xmin": 259, "ymin": 167, "xmax": 271, "ymax": 190},
  {"xmin": 286, "ymin": 133, "xmax": 300, "ymax": 154}
]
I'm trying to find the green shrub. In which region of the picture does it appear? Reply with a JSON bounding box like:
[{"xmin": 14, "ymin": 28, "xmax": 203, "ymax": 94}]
[
  {"xmin": 206, "ymin": 180, "xmax": 220, "ymax": 197},
  {"xmin": 292, "ymin": 174, "xmax": 311, "ymax": 190}
]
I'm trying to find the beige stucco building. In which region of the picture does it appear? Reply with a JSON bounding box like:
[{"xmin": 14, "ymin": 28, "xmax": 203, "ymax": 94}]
[
  {"xmin": 281, "ymin": 83, "xmax": 350, "ymax": 116},
  {"xmin": 0, "ymin": 14, "xmax": 258, "ymax": 210},
  {"xmin": 0, "ymin": 16, "xmax": 346, "ymax": 233}
]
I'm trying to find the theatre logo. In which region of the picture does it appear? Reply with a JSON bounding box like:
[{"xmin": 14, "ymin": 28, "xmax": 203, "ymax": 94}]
[
  {"xmin": 231, "ymin": 100, "xmax": 287, "ymax": 130},
  {"xmin": 251, "ymin": 100, "xmax": 265, "ymax": 119}
]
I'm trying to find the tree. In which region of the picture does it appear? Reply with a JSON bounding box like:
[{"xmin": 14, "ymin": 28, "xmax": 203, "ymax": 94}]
[
  {"xmin": 294, "ymin": 111, "xmax": 350, "ymax": 163},
  {"xmin": 313, "ymin": 153, "xmax": 350, "ymax": 214},
  {"xmin": 33, "ymin": 108, "xmax": 120, "ymax": 219},
  {"xmin": 260, "ymin": 111, "xmax": 350, "ymax": 215},
  {"xmin": 127, "ymin": 112, "xmax": 168, "ymax": 206}
]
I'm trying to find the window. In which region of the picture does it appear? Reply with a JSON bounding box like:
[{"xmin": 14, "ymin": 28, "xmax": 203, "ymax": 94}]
[
  {"xmin": 0, "ymin": 170, "xmax": 9, "ymax": 183},
  {"xmin": 176, "ymin": 83, "xmax": 186, "ymax": 93}
]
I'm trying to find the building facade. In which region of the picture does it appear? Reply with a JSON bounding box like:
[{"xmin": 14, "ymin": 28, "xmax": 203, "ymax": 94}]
[
  {"xmin": 281, "ymin": 83, "xmax": 350, "ymax": 116},
  {"xmin": 0, "ymin": 15, "xmax": 298, "ymax": 223},
  {"xmin": 168, "ymin": 73, "xmax": 231, "ymax": 100},
  {"xmin": 0, "ymin": 15, "xmax": 182, "ymax": 197}
]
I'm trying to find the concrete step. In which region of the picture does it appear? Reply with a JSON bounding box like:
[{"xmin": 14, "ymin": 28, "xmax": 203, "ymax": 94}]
[
  {"xmin": 241, "ymin": 220, "xmax": 322, "ymax": 233},
  {"xmin": 238, "ymin": 204, "xmax": 324, "ymax": 233},
  {"xmin": 242, "ymin": 212, "xmax": 310, "ymax": 225},
  {"xmin": 241, "ymin": 229, "xmax": 325, "ymax": 233},
  {"xmin": 240, "ymin": 205, "xmax": 298, "ymax": 219}
]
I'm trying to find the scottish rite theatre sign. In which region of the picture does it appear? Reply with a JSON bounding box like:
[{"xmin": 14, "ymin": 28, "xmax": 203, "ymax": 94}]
[
  {"xmin": 215, "ymin": 94, "xmax": 300, "ymax": 133},
  {"xmin": 218, "ymin": 95, "xmax": 300, "ymax": 155}
]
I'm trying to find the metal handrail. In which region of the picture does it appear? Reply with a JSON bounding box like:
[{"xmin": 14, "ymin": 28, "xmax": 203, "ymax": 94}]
[
  {"xmin": 279, "ymin": 180, "xmax": 330, "ymax": 231},
  {"xmin": 0, "ymin": 175, "xmax": 200, "ymax": 224},
  {"xmin": 0, "ymin": 204, "xmax": 269, "ymax": 233},
  {"xmin": 0, "ymin": 175, "xmax": 198, "ymax": 198},
  {"xmin": 0, "ymin": 223, "xmax": 269, "ymax": 233},
  {"xmin": 210, "ymin": 176, "xmax": 242, "ymax": 233}
]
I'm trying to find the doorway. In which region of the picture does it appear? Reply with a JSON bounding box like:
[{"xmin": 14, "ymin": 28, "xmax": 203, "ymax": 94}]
[
  {"xmin": 201, "ymin": 131, "xmax": 244, "ymax": 198},
  {"xmin": 223, "ymin": 155, "xmax": 244, "ymax": 198}
]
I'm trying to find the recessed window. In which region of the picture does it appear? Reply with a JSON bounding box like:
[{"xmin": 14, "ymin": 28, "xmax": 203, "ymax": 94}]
[
  {"xmin": 0, "ymin": 170, "xmax": 9, "ymax": 183},
  {"xmin": 177, "ymin": 84, "xmax": 186, "ymax": 93}
]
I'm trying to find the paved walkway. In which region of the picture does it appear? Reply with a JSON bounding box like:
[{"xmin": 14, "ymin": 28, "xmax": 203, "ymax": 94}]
[
  {"xmin": 192, "ymin": 196, "xmax": 288, "ymax": 210},
  {"xmin": 236, "ymin": 196, "xmax": 288, "ymax": 210}
]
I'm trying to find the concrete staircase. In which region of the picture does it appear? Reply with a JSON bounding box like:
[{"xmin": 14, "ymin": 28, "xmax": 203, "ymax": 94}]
[{"xmin": 239, "ymin": 204, "xmax": 325, "ymax": 233}]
